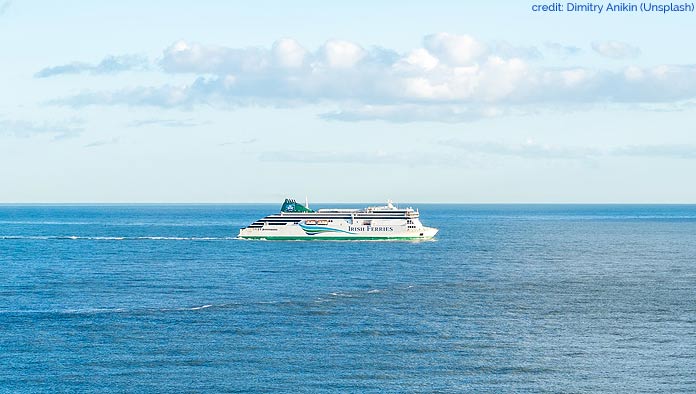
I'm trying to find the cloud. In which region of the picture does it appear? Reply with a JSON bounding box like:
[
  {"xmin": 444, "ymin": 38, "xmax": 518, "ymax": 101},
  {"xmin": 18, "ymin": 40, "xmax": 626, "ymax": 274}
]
[
  {"xmin": 320, "ymin": 104, "xmax": 508, "ymax": 123},
  {"xmin": 591, "ymin": 40, "xmax": 641, "ymax": 59},
  {"xmin": 442, "ymin": 139, "xmax": 696, "ymax": 160},
  {"xmin": 125, "ymin": 118, "xmax": 208, "ymax": 128},
  {"xmin": 258, "ymin": 149, "xmax": 463, "ymax": 166},
  {"xmin": 423, "ymin": 33, "xmax": 486, "ymax": 65},
  {"xmin": 320, "ymin": 40, "xmax": 366, "ymax": 68},
  {"xmin": 43, "ymin": 34, "xmax": 696, "ymax": 122},
  {"xmin": 544, "ymin": 42, "xmax": 582, "ymax": 58},
  {"xmin": 492, "ymin": 41, "xmax": 543, "ymax": 60},
  {"xmin": 612, "ymin": 144, "xmax": 696, "ymax": 159},
  {"xmin": 257, "ymin": 142, "xmax": 696, "ymax": 169},
  {"xmin": 219, "ymin": 138, "xmax": 257, "ymax": 146},
  {"xmin": 272, "ymin": 38, "xmax": 309, "ymax": 68},
  {"xmin": 50, "ymin": 85, "xmax": 191, "ymax": 107},
  {"xmin": 55, "ymin": 60, "xmax": 696, "ymax": 113},
  {"xmin": 0, "ymin": 118, "xmax": 83, "ymax": 138},
  {"xmin": 84, "ymin": 137, "xmax": 119, "ymax": 148},
  {"xmin": 0, "ymin": 1, "xmax": 10, "ymax": 15},
  {"xmin": 160, "ymin": 40, "xmax": 271, "ymax": 74},
  {"xmin": 35, "ymin": 55, "xmax": 148, "ymax": 78},
  {"xmin": 442, "ymin": 139, "xmax": 600, "ymax": 159}
]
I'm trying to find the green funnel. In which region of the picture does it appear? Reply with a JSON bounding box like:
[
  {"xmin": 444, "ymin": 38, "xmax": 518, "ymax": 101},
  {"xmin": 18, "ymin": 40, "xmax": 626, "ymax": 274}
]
[{"xmin": 280, "ymin": 199, "xmax": 314, "ymax": 213}]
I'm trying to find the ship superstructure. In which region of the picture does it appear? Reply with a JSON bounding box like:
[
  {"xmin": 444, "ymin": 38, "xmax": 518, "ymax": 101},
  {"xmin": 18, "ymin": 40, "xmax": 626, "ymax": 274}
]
[{"xmin": 238, "ymin": 199, "xmax": 438, "ymax": 240}]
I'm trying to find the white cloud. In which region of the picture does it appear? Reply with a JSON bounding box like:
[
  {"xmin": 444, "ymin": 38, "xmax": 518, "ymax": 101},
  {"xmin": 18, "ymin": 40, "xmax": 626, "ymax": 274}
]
[
  {"xmin": 442, "ymin": 139, "xmax": 600, "ymax": 159},
  {"xmin": 612, "ymin": 144, "xmax": 696, "ymax": 159},
  {"xmin": 52, "ymin": 85, "xmax": 192, "ymax": 107},
  {"xmin": 259, "ymin": 142, "xmax": 696, "ymax": 166},
  {"xmin": 84, "ymin": 137, "xmax": 119, "ymax": 148},
  {"xmin": 219, "ymin": 138, "xmax": 257, "ymax": 146},
  {"xmin": 125, "ymin": 118, "xmax": 209, "ymax": 128},
  {"xmin": 478, "ymin": 56, "xmax": 529, "ymax": 101},
  {"xmin": 320, "ymin": 104, "xmax": 506, "ymax": 123},
  {"xmin": 624, "ymin": 66, "xmax": 644, "ymax": 81},
  {"xmin": 159, "ymin": 38, "xmax": 370, "ymax": 73},
  {"xmin": 272, "ymin": 38, "xmax": 308, "ymax": 68},
  {"xmin": 591, "ymin": 40, "xmax": 641, "ymax": 59},
  {"xmin": 0, "ymin": 118, "xmax": 83, "ymax": 138},
  {"xmin": 320, "ymin": 39, "xmax": 366, "ymax": 68},
  {"xmin": 423, "ymin": 33, "xmax": 486, "ymax": 65},
  {"xmin": 43, "ymin": 34, "xmax": 696, "ymax": 122},
  {"xmin": 442, "ymin": 140, "xmax": 696, "ymax": 160},
  {"xmin": 0, "ymin": 1, "xmax": 10, "ymax": 16},
  {"xmin": 544, "ymin": 42, "xmax": 582, "ymax": 59},
  {"xmin": 559, "ymin": 68, "xmax": 592, "ymax": 87},
  {"xmin": 34, "ymin": 55, "xmax": 148, "ymax": 78},
  {"xmin": 492, "ymin": 41, "xmax": 543, "ymax": 60},
  {"xmin": 258, "ymin": 149, "xmax": 462, "ymax": 166},
  {"xmin": 160, "ymin": 40, "xmax": 269, "ymax": 74},
  {"xmin": 394, "ymin": 48, "xmax": 439, "ymax": 71}
]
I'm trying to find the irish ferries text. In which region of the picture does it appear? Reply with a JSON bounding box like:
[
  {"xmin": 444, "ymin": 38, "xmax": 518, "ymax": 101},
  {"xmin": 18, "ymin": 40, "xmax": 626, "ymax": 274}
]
[{"xmin": 349, "ymin": 226, "xmax": 395, "ymax": 232}]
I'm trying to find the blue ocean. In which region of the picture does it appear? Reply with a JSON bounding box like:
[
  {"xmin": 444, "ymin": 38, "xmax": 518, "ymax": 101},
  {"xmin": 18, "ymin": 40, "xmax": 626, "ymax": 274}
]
[{"xmin": 1, "ymin": 204, "xmax": 695, "ymax": 393}]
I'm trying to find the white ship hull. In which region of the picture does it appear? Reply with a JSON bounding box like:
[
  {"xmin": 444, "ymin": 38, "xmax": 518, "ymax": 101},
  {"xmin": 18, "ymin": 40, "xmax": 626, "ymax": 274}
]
[
  {"xmin": 239, "ymin": 223, "xmax": 438, "ymax": 240},
  {"xmin": 238, "ymin": 199, "xmax": 438, "ymax": 240}
]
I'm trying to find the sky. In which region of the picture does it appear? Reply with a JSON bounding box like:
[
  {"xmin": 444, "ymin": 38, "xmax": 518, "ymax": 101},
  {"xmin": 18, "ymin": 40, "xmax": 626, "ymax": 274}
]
[{"xmin": 1, "ymin": 1, "xmax": 696, "ymax": 203}]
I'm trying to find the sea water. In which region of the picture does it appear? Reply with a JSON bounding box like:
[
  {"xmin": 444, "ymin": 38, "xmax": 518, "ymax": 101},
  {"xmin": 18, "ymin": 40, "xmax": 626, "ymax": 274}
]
[{"xmin": 1, "ymin": 204, "xmax": 695, "ymax": 392}]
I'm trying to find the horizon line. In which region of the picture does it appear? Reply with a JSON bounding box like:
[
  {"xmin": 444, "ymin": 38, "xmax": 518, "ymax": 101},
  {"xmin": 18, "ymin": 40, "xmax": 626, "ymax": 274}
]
[{"xmin": 1, "ymin": 201, "xmax": 696, "ymax": 205}]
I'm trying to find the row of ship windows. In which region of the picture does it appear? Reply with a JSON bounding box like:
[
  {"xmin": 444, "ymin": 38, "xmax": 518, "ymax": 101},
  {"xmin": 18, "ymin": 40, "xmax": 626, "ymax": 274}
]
[
  {"xmin": 258, "ymin": 220, "xmax": 417, "ymax": 225},
  {"xmin": 283, "ymin": 218, "xmax": 416, "ymax": 221},
  {"xmin": 269, "ymin": 216, "xmax": 415, "ymax": 220}
]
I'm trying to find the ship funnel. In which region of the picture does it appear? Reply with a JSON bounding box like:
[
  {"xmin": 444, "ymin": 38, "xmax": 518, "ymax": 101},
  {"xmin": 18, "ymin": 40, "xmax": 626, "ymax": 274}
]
[{"xmin": 281, "ymin": 198, "xmax": 314, "ymax": 213}]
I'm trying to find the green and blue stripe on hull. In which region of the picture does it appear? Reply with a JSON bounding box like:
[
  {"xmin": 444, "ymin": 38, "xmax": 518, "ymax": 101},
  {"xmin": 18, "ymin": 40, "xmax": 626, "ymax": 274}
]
[{"xmin": 298, "ymin": 223, "xmax": 355, "ymax": 236}]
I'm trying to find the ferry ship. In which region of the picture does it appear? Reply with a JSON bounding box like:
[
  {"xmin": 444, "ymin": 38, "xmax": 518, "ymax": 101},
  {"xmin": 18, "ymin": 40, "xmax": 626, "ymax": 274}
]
[{"xmin": 238, "ymin": 199, "xmax": 438, "ymax": 240}]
